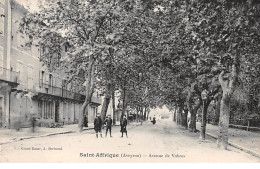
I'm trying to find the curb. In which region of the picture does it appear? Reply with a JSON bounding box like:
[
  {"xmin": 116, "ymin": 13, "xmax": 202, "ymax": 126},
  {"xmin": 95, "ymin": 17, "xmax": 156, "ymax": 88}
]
[
  {"xmin": 0, "ymin": 125, "xmax": 121, "ymax": 145},
  {"xmin": 206, "ymin": 132, "xmax": 260, "ymax": 159},
  {"xmin": 0, "ymin": 127, "xmax": 95, "ymax": 146},
  {"xmin": 0, "ymin": 131, "xmax": 74, "ymax": 145}
]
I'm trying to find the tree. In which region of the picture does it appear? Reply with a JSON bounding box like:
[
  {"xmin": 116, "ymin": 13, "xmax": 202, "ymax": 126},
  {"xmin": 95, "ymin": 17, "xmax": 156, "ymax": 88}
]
[
  {"xmin": 20, "ymin": 0, "xmax": 131, "ymax": 131},
  {"xmin": 174, "ymin": 0, "xmax": 260, "ymax": 147},
  {"xmin": 186, "ymin": 84, "xmax": 202, "ymax": 132},
  {"xmin": 19, "ymin": 0, "xmax": 260, "ymax": 148}
]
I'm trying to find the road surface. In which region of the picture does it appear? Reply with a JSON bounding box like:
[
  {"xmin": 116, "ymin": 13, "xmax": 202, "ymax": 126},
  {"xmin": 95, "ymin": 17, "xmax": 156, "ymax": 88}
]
[{"xmin": 0, "ymin": 120, "xmax": 259, "ymax": 162}]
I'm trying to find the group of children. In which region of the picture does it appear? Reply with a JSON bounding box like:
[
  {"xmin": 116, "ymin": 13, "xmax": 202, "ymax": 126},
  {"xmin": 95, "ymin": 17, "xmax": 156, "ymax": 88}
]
[{"xmin": 93, "ymin": 113, "xmax": 128, "ymax": 138}]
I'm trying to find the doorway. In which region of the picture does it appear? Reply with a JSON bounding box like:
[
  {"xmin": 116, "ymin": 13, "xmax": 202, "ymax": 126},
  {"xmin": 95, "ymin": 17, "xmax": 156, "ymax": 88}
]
[
  {"xmin": 55, "ymin": 101, "xmax": 59, "ymax": 123},
  {"xmin": 0, "ymin": 97, "xmax": 3, "ymax": 127}
]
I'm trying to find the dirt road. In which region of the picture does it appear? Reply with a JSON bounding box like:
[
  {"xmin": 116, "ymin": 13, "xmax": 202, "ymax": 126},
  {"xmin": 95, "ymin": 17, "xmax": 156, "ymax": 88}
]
[{"xmin": 0, "ymin": 121, "xmax": 259, "ymax": 162}]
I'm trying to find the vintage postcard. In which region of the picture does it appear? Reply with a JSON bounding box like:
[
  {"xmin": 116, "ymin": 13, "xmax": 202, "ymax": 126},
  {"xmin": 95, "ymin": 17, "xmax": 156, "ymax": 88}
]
[{"xmin": 0, "ymin": 0, "xmax": 260, "ymax": 163}]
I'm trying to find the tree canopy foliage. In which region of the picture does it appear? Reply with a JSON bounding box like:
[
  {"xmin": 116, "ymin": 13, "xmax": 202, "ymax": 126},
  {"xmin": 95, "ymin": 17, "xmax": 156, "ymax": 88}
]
[{"xmin": 20, "ymin": 0, "xmax": 260, "ymax": 147}]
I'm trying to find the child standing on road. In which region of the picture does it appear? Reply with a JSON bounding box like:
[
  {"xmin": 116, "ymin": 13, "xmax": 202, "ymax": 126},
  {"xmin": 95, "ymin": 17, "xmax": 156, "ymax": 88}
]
[
  {"xmin": 120, "ymin": 115, "xmax": 128, "ymax": 138},
  {"xmin": 104, "ymin": 115, "xmax": 113, "ymax": 137},
  {"xmin": 94, "ymin": 113, "xmax": 103, "ymax": 138}
]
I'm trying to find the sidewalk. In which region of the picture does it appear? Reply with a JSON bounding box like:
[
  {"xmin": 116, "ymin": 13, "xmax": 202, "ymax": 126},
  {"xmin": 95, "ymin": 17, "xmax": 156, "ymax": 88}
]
[
  {"xmin": 0, "ymin": 123, "xmax": 94, "ymax": 145},
  {"xmin": 0, "ymin": 122, "xmax": 122, "ymax": 145},
  {"xmin": 197, "ymin": 122, "xmax": 260, "ymax": 158}
]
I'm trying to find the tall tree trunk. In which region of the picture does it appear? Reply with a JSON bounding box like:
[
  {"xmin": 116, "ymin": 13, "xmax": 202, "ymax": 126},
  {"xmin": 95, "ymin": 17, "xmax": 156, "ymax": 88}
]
[
  {"xmin": 181, "ymin": 111, "xmax": 184, "ymax": 126},
  {"xmin": 143, "ymin": 107, "xmax": 147, "ymax": 121},
  {"xmin": 140, "ymin": 107, "xmax": 144, "ymax": 120},
  {"xmin": 182, "ymin": 108, "xmax": 188, "ymax": 129},
  {"xmin": 189, "ymin": 101, "xmax": 201, "ymax": 132},
  {"xmin": 215, "ymin": 94, "xmax": 221, "ymax": 123},
  {"xmin": 186, "ymin": 87, "xmax": 193, "ymax": 129},
  {"xmin": 180, "ymin": 104, "xmax": 186, "ymax": 127},
  {"xmin": 177, "ymin": 106, "xmax": 182, "ymax": 125},
  {"xmin": 136, "ymin": 107, "xmax": 139, "ymax": 122},
  {"xmin": 177, "ymin": 106, "xmax": 181, "ymax": 124},
  {"xmin": 101, "ymin": 83, "xmax": 112, "ymax": 121},
  {"xmin": 186, "ymin": 85, "xmax": 201, "ymax": 132},
  {"xmin": 100, "ymin": 97, "xmax": 111, "ymax": 121},
  {"xmin": 122, "ymin": 78, "xmax": 127, "ymax": 116},
  {"xmin": 122, "ymin": 93, "xmax": 126, "ymax": 116},
  {"xmin": 189, "ymin": 110, "xmax": 196, "ymax": 132},
  {"xmin": 217, "ymin": 58, "xmax": 238, "ymax": 149},
  {"xmin": 176, "ymin": 106, "xmax": 179, "ymax": 124},
  {"xmin": 78, "ymin": 57, "xmax": 95, "ymax": 132},
  {"xmin": 200, "ymin": 102, "xmax": 209, "ymax": 140},
  {"xmin": 187, "ymin": 97, "xmax": 201, "ymax": 132},
  {"xmin": 182, "ymin": 112, "xmax": 188, "ymax": 129},
  {"xmin": 112, "ymin": 90, "xmax": 116, "ymax": 125},
  {"xmin": 146, "ymin": 109, "xmax": 149, "ymax": 120},
  {"xmin": 173, "ymin": 105, "xmax": 177, "ymax": 122},
  {"xmin": 175, "ymin": 106, "xmax": 178, "ymax": 122},
  {"xmin": 122, "ymin": 93, "xmax": 129, "ymax": 122},
  {"xmin": 217, "ymin": 93, "xmax": 231, "ymax": 149}
]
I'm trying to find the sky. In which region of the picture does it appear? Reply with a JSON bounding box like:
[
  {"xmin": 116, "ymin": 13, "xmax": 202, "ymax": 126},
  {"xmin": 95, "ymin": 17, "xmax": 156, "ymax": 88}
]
[
  {"xmin": 149, "ymin": 105, "xmax": 172, "ymax": 117},
  {"xmin": 15, "ymin": 0, "xmax": 40, "ymax": 12}
]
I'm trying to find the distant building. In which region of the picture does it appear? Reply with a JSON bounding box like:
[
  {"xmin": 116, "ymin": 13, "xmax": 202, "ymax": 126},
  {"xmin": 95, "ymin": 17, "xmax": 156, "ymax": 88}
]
[{"xmin": 0, "ymin": 0, "xmax": 101, "ymax": 128}]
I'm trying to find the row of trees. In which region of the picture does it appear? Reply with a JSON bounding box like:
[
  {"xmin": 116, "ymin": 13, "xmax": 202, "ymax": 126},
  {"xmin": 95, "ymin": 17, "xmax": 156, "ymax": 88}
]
[{"xmin": 20, "ymin": 0, "xmax": 260, "ymax": 150}]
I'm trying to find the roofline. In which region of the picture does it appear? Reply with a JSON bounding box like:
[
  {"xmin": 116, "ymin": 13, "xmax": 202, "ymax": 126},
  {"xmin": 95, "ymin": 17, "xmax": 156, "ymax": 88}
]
[{"xmin": 11, "ymin": 0, "xmax": 28, "ymax": 13}]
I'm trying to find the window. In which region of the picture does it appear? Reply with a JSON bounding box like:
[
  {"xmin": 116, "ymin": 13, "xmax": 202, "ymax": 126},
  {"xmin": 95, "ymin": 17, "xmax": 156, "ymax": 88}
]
[
  {"xmin": 47, "ymin": 54, "xmax": 52, "ymax": 66},
  {"xmin": 93, "ymin": 107, "xmax": 97, "ymax": 117},
  {"xmin": 0, "ymin": 7, "xmax": 4, "ymax": 36},
  {"xmin": 44, "ymin": 101, "xmax": 47, "ymax": 119},
  {"xmin": 54, "ymin": 75, "xmax": 58, "ymax": 87},
  {"xmin": 57, "ymin": 76, "xmax": 62, "ymax": 88},
  {"xmin": 61, "ymin": 79, "xmax": 67, "ymax": 97},
  {"xmin": 38, "ymin": 100, "xmax": 43, "ymax": 118},
  {"xmin": 62, "ymin": 79, "xmax": 67, "ymax": 89},
  {"xmin": 56, "ymin": 53, "xmax": 61, "ymax": 67},
  {"xmin": 49, "ymin": 101, "xmax": 53, "ymax": 119},
  {"xmin": 39, "ymin": 70, "xmax": 44, "ymax": 87},
  {"xmin": 48, "ymin": 74, "xmax": 52, "ymax": 86},
  {"xmin": 0, "ymin": 46, "xmax": 3, "ymax": 74},
  {"xmin": 52, "ymin": 75, "xmax": 55, "ymax": 87},
  {"xmin": 48, "ymin": 101, "xmax": 51, "ymax": 118},
  {"xmin": 16, "ymin": 61, "xmax": 25, "ymax": 85},
  {"xmin": 41, "ymin": 101, "xmax": 54, "ymax": 119},
  {"xmin": 45, "ymin": 72, "xmax": 49, "ymax": 85}
]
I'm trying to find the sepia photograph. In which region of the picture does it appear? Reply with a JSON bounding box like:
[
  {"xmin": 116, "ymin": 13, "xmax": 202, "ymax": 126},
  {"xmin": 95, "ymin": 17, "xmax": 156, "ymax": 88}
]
[{"xmin": 0, "ymin": 0, "xmax": 260, "ymax": 163}]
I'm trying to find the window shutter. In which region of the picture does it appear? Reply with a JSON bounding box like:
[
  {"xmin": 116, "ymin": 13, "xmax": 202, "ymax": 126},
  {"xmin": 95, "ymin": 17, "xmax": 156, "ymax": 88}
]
[
  {"xmin": 0, "ymin": 46, "xmax": 3, "ymax": 74},
  {"xmin": 45, "ymin": 73, "xmax": 49, "ymax": 84},
  {"xmin": 39, "ymin": 70, "xmax": 42, "ymax": 87},
  {"xmin": 27, "ymin": 66, "xmax": 34, "ymax": 89}
]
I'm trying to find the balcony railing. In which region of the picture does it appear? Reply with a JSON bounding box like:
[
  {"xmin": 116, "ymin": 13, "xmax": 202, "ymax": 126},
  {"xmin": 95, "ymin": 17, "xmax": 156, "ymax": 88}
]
[
  {"xmin": 0, "ymin": 67, "xmax": 20, "ymax": 84},
  {"xmin": 32, "ymin": 83, "xmax": 101, "ymax": 105},
  {"xmin": 91, "ymin": 96, "xmax": 102, "ymax": 105},
  {"xmin": 34, "ymin": 83, "xmax": 81, "ymax": 100}
]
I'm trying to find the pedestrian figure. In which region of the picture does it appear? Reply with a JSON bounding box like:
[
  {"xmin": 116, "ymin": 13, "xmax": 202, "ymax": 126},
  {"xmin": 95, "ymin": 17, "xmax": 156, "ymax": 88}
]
[
  {"xmin": 120, "ymin": 115, "xmax": 128, "ymax": 138},
  {"xmin": 151, "ymin": 115, "xmax": 156, "ymax": 125},
  {"xmin": 183, "ymin": 105, "xmax": 189, "ymax": 129},
  {"xmin": 104, "ymin": 115, "xmax": 113, "ymax": 137},
  {"xmin": 84, "ymin": 114, "xmax": 88, "ymax": 127},
  {"xmin": 31, "ymin": 116, "xmax": 37, "ymax": 133},
  {"xmin": 94, "ymin": 113, "xmax": 103, "ymax": 138}
]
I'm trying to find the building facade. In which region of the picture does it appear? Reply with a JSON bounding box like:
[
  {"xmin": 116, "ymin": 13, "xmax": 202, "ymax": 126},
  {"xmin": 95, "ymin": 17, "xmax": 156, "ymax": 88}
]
[{"xmin": 0, "ymin": 0, "xmax": 101, "ymax": 129}]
